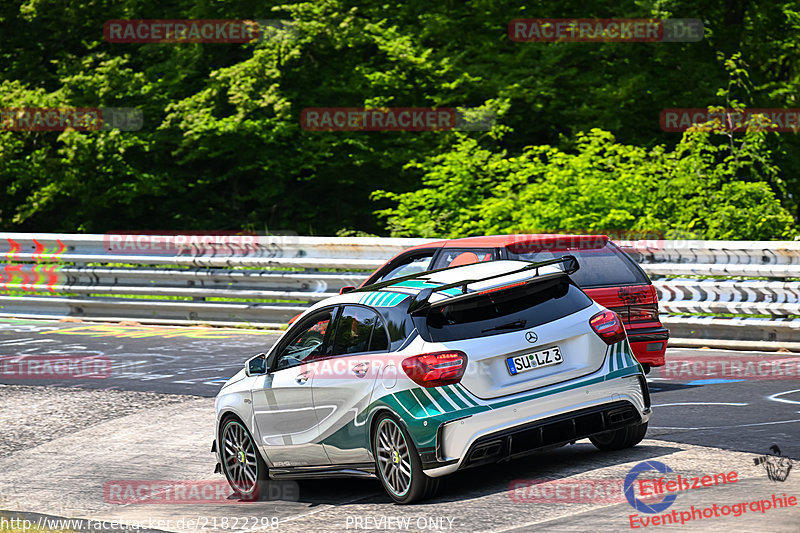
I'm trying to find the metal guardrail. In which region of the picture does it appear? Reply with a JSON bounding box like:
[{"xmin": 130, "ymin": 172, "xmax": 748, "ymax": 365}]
[
  {"xmin": 0, "ymin": 233, "xmax": 405, "ymax": 327},
  {"xmin": 1, "ymin": 234, "xmax": 798, "ymax": 348},
  {"xmin": 619, "ymin": 241, "xmax": 800, "ymax": 346}
]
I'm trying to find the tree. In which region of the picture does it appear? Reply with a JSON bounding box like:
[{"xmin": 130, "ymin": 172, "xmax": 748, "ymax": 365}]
[{"xmin": 373, "ymin": 128, "xmax": 797, "ymax": 240}]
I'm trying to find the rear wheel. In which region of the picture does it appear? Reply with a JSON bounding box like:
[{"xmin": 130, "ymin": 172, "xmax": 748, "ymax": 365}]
[
  {"xmin": 219, "ymin": 417, "xmax": 268, "ymax": 500},
  {"xmin": 373, "ymin": 414, "xmax": 439, "ymax": 504},
  {"xmin": 589, "ymin": 421, "xmax": 648, "ymax": 451}
]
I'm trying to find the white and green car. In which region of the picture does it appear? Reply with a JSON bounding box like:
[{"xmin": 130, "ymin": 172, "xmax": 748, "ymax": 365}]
[{"xmin": 213, "ymin": 257, "xmax": 651, "ymax": 503}]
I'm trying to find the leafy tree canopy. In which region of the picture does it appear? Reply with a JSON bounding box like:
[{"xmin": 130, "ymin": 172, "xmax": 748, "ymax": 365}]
[{"xmin": 0, "ymin": 0, "xmax": 797, "ymax": 239}]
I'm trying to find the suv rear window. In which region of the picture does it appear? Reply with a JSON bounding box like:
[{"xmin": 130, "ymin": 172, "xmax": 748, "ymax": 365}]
[
  {"xmin": 507, "ymin": 244, "xmax": 648, "ymax": 288},
  {"xmin": 417, "ymin": 275, "xmax": 592, "ymax": 342}
]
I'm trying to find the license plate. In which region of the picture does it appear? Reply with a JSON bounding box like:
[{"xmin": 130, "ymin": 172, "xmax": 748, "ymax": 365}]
[{"xmin": 506, "ymin": 347, "xmax": 563, "ymax": 375}]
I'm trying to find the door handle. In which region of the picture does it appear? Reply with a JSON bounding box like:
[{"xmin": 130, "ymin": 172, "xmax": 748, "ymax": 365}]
[
  {"xmin": 295, "ymin": 371, "xmax": 311, "ymax": 385},
  {"xmin": 352, "ymin": 362, "xmax": 369, "ymax": 377}
]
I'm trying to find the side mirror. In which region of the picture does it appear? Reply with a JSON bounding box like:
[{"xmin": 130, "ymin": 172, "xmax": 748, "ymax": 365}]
[
  {"xmin": 245, "ymin": 353, "xmax": 267, "ymax": 376},
  {"xmin": 339, "ymin": 286, "xmax": 356, "ymax": 295}
]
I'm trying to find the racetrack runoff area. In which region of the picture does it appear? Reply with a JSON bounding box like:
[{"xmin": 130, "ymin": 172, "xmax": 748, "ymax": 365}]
[{"xmin": 0, "ymin": 319, "xmax": 798, "ymax": 532}]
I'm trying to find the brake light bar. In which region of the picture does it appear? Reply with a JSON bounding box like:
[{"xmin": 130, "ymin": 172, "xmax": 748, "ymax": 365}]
[
  {"xmin": 590, "ymin": 310, "xmax": 627, "ymax": 345},
  {"xmin": 401, "ymin": 351, "xmax": 468, "ymax": 388},
  {"xmin": 477, "ymin": 281, "xmax": 527, "ymax": 295}
]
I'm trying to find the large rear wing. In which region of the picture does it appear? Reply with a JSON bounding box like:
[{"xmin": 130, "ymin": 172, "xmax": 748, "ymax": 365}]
[{"xmin": 355, "ymin": 255, "xmax": 579, "ymax": 313}]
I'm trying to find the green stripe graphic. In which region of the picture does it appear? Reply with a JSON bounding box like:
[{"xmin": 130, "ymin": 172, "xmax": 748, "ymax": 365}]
[
  {"xmin": 427, "ymin": 387, "xmax": 457, "ymax": 412},
  {"xmin": 410, "ymin": 388, "xmax": 439, "ymax": 415},
  {"xmin": 442, "ymin": 385, "xmax": 469, "ymax": 409}
]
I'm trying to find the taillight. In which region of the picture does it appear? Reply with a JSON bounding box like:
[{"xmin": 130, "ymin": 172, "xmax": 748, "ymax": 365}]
[
  {"xmin": 628, "ymin": 304, "xmax": 659, "ymax": 323},
  {"xmin": 401, "ymin": 351, "xmax": 467, "ymax": 388},
  {"xmin": 590, "ymin": 310, "xmax": 626, "ymax": 345}
]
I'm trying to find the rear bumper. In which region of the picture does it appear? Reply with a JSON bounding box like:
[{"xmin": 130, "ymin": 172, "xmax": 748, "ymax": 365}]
[
  {"xmin": 459, "ymin": 400, "xmax": 643, "ymax": 468},
  {"xmin": 628, "ymin": 326, "xmax": 669, "ymax": 367},
  {"xmin": 422, "ymin": 371, "xmax": 651, "ymax": 477}
]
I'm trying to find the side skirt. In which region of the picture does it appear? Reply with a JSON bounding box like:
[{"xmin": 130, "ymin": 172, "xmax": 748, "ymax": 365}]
[{"xmin": 269, "ymin": 463, "xmax": 377, "ymax": 480}]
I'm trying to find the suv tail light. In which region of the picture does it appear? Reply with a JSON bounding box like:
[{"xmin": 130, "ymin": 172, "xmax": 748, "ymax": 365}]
[
  {"xmin": 628, "ymin": 304, "xmax": 659, "ymax": 323},
  {"xmin": 590, "ymin": 310, "xmax": 626, "ymax": 345},
  {"xmin": 401, "ymin": 351, "xmax": 467, "ymax": 388}
]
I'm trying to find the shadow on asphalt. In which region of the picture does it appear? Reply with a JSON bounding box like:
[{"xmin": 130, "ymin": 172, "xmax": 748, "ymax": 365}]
[
  {"xmin": 647, "ymin": 381, "xmax": 701, "ymax": 393},
  {"xmin": 262, "ymin": 441, "xmax": 682, "ymax": 506}
]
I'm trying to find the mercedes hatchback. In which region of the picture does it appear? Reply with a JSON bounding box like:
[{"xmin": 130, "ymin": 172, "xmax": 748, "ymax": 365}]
[{"xmin": 213, "ymin": 257, "xmax": 651, "ymax": 503}]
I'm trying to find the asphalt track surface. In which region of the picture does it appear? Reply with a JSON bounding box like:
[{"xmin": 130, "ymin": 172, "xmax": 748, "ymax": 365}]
[{"xmin": 1, "ymin": 318, "xmax": 798, "ymax": 532}]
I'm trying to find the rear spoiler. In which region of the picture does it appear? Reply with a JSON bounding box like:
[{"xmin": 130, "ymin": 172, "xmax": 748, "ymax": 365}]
[
  {"xmin": 406, "ymin": 255, "xmax": 578, "ymax": 313},
  {"xmin": 354, "ymin": 255, "xmax": 577, "ymax": 313}
]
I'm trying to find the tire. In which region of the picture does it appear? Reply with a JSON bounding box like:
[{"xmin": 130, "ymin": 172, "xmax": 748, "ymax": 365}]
[
  {"xmin": 373, "ymin": 414, "xmax": 439, "ymax": 504},
  {"xmin": 219, "ymin": 417, "xmax": 269, "ymax": 501},
  {"xmin": 589, "ymin": 421, "xmax": 648, "ymax": 451}
]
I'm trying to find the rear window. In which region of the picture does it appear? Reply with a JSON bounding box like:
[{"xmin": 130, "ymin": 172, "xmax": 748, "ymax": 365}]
[
  {"xmin": 417, "ymin": 275, "xmax": 592, "ymax": 342},
  {"xmin": 507, "ymin": 245, "xmax": 648, "ymax": 288}
]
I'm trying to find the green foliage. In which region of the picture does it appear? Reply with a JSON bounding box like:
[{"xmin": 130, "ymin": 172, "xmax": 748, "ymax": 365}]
[
  {"xmin": 374, "ymin": 128, "xmax": 797, "ymax": 240},
  {"xmin": 0, "ymin": 0, "xmax": 798, "ymax": 239}
]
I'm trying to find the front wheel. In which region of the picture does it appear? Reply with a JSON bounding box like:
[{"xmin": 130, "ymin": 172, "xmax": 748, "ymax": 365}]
[
  {"xmin": 589, "ymin": 421, "xmax": 648, "ymax": 451},
  {"xmin": 219, "ymin": 417, "xmax": 268, "ymax": 500},
  {"xmin": 373, "ymin": 414, "xmax": 439, "ymax": 504}
]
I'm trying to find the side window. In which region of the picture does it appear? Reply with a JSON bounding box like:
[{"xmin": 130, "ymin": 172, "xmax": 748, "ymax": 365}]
[
  {"xmin": 370, "ymin": 317, "xmax": 389, "ymax": 352},
  {"xmin": 379, "ymin": 253, "xmax": 435, "ymax": 282},
  {"xmin": 332, "ymin": 306, "xmax": 389, "ymax": 355},
  {"xmin": 432, "ymin": 248, "xmax": 496, "ymax": 269},
  {"xmin": 274, "ymin": 309, "xmax": 333, "ymax": 371}
]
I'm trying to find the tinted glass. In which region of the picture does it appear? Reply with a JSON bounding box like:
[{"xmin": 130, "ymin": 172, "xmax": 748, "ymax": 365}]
[
  {"xmin": 507, "ymin": 245, "xmax": 647, "ymax": 287},
  {"xmin": 379, "ymin": 253, "xmax": 434, "ymax": 282},
  {"xmin": 379, "ymin": 302, "xmax": 418, "ymax": 351},
  {"xmin": 369, "ymin": 317, "xmax": 389, "ymax": 351},
  {"xmin": 419, "ymin": 276, "xmax": 592, "ymax": 342},
  {"xmin": 275, "ymin": 309, "xmax": 332, "ymax": 370},
  {"xmin": 431, "ymin": 248, "xmax": 496, "ymax": 269},
  {"xmin": 333, "ymin": 306, "xmax": 387, "ymax": 354}
]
